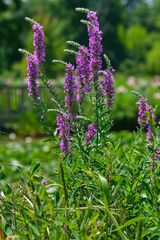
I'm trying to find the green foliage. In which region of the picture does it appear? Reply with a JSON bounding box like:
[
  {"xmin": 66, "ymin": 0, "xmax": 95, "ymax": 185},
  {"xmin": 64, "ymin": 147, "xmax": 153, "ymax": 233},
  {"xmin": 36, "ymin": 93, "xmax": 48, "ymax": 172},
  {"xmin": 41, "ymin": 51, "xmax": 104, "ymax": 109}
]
[
  {"xmin": 125, "ymin": 24, "xmax": 147, "ymax": 51},
  {"xmin": 1, "ymin": 128, "xmax": 160, "ymax": 239},
  {"xmin": 146, "ymin": 41, "xmax": 160, "ymax": 74},
  {"xmin": 2, "ymin": 0, "xmax": 160, "ymax": 78}
]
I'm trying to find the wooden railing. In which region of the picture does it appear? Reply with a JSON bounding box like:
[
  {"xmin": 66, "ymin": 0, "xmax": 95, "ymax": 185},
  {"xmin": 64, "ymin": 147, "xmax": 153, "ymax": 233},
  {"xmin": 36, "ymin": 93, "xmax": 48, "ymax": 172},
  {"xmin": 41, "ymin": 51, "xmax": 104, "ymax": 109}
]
[{"xmin": 0, "ymin": 83, "xmax": 63, "ymax": 122}]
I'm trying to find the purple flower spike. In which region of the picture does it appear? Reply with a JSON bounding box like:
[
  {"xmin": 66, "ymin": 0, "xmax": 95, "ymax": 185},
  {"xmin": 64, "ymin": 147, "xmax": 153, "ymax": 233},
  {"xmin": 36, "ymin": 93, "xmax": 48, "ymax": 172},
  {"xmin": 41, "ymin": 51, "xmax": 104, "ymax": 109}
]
[
  {"xmin": 101, "ymin": 68, "xmax": 115, "ymax": 109},
  {"xmin": 75, "ymin": 46, "xmax": 91, "ymax": 102},
  {"xmin": 138, "ymin": 97, "xmax": 157, "ymax": 141},
  {"xmin": 57, "ymin": 112, "xmax": 71, "ymax": 154},
  {"xmin": 27, "ymin": 55, "xmax": 40, "ymax": 100},
  {"xmin": 87, "ymin": 11, "xmax": 102, "ymax": 81},
  {"xmin": 33, "ymin": 23, "xmax": 45, "ymax": 63},
  {"xmin": 64, "ymin": 63, "xmax": 77, "ymax": 114},
  {"xmin": 138, "ymin": 98, "xmax": 151, "ymax": 127},
  {"xmin": 146, "ymin": 125, "xmax": 152, "ymax": 141},
  {"xmin": 84, "ymin": 123, "xmax": 97, "ymax": 145}
]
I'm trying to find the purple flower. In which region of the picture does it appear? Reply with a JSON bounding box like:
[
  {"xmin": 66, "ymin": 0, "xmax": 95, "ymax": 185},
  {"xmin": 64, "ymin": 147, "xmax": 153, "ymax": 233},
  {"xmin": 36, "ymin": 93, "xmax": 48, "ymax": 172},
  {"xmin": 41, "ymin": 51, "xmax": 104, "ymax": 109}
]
[
  {"xmin": 64, "ymin": 63, "xmax": 77, "ymax": 114},
  {"xmin": 75, "ymin": 46, "xmax": 91, "ymax": 102},
  {"xmin": 84, "ymin": 123, "xmax": 97, "ymax": 145},
  {"xmin": 33, "ymin": 23, "xmax": 45, "ymax": 63},
  {"xmin": 57, "ymin": 112, "xmax": 71, "ymax": 154},
  {"xmin": 87, "ymin": 11, "xmax": 102, "ymax": 81},
  {"xmin": 156, "ymin": 148, "xmax": 160, "ymax": 154},
  {"xmin": 138, "ymin": 98, "xmax": 151, "ymax": 127},
  {"xmin": 44, "ymin": 180, "xmax": 48, "ymax": 185},
  {"xmin": 156, "ymin": 148, "xmax": 160, "ymax": 161},
  {"xmin": 146, "ymin": 125, "xmax": 152, "ymax": 141},
  {"xmin": 138, "ymin": 97, "xmax": 156, "ymax": 141},
  {"xmin": 101, "ymin": 68, "xmax": 115, "ymax": 109},
  {"xmin": 149, "ymin": 165, "xmax": 154, "ymax": 169},
  {"xmin": 27, "ymin": 54, "xmax": 40, "ymax": 100},
  {"xmin": 41, "ymin": 109, "xmax": 45, "ymax": 120}
]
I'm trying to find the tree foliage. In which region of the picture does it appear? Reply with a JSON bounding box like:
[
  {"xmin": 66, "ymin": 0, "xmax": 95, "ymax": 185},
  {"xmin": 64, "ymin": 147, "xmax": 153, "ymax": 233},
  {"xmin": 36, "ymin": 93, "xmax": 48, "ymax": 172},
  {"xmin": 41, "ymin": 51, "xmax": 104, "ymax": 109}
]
[{"xmin": 1, "ymin": 0, "xmax": 160, "ymax": 79}]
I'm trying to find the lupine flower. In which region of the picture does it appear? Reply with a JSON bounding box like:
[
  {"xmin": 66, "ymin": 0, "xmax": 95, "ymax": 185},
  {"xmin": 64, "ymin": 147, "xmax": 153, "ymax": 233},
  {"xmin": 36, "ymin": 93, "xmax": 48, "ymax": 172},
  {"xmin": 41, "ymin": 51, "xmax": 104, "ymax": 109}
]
[
  {"xmin": 27, "ymin": 54, "xmax": 40, "ymax": 100},
  {"xmin": 138, "ymin": 97, "xmax": 156, "ymax": 141},
  {"xmin": 75, "ymin": 46, "xmax": 91, "ymax": 102},
  {"xmin": 101, "ymin": 68, "xmax": 115, "ymax": 109},
  {"xmin": 87, "ymin": 11, "xmax": 102, "ymax": 81},
  {"xmin": 84, "ymin": 123, "xmax": 97, "ymax": 145},
  {"xmin": 33, "ymin": 23, "xmax": 45, "ymax": 63},
  {"xmin": 64, "ymin": 63, "xmax": 77, "ymax": 114},
  {"xmin": 57, "ymin": 112, "xmax": 71, "ymax": 154}
]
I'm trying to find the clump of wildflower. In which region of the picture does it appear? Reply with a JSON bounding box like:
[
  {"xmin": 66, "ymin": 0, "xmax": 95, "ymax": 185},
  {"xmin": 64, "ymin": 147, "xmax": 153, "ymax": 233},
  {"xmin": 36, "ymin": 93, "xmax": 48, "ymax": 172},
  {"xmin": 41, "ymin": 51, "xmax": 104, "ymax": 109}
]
[
  {"xmin": 27, "ymin": 54, "xmax": 40, "ymax": 100},
  {"xmin": 33, "ymin": 23, "xmax": 45, "ymax": 63},
  {"xmin": 101, "ymin": 68, "xmax": 115, "ymax": 109},
  {"xmin": 57, "ymin": 112, "xmax": 71, "ymax": 154},
  {"xmin": 75, "ymin": 46, "xmax": 91, "ymax": 102},
  {"xmin": 87, "ymin": 11, "xmax": 102, "ymax": 81},
  {"xmin": 138, "ymin": 97, "xmax": 156, "ymax": 141},
  {"xmin": 64, "ymin": 63, "xmax": 77, "ymax": 114},
  {"xmin": 84, "ymin": 123, "xmax": 97, "ymax": 145}
]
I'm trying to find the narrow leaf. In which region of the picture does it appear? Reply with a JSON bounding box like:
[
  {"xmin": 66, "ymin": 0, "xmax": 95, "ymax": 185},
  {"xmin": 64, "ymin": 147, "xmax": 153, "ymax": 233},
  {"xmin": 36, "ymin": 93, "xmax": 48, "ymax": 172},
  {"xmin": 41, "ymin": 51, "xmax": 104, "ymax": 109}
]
[
  {"xmin": 98, "ymin": 174, "xmax": 109, "ymax": 208},
  {"xmin": 29, "ymin": 221, "xmax": 40, "ymax": 236},
  {"xmin": 13, "ymin": 230, "xmax": 28, "ymax": 240},
  {"xmin": 39, "ymin": 184, "xmax": 46, "ymax": 200},
  {"xmin": 30, "ymin": 163, "xmax": 40, "ymax": 178},
  {"xmin": 112, "ymin": 217, "xmax": 148, "ymax": 232}
]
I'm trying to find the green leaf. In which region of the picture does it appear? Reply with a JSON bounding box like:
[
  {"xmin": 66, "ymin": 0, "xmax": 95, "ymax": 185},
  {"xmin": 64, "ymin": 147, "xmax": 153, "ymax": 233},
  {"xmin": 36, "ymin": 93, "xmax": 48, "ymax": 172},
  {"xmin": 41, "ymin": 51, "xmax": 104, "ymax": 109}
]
[
  {"xmin": 19, "ymin": 176, "xmax": 26, "ymax": 188},
  {"xmin": 98, "ymin": 174, "xmax": 109, "ymax": 208},
  {"xmin": 112, "ymin": 217, "xmax": 149, "ymax": 232},
  {"xmin": 30, "ymin": 161, "xmax": 36, "ymax": 176},
  {"xmin": 4, "ymin": 184, "xmax": 12, "ymax": 197},
  {"xmin": 35, "ymin": 215, "xmax": 52, "ymax": 226},
  {"xmin": 71, "ymin": 228, "xmax": 79, "ymax": 240},
  {"xmin": 141, "ymin": 181, "xmax": 153, "ymax": 198},
  {"xmin": 72, "ymin": 159, "xmax": 79, "ymax": 173},
  {"xmin": 13, "ymin": 229, "xmax": 28, "ymax": 240},
  {"xmin": 23, "ymin": 195, "xmax": 34, "ymax": 209},
  {"xmin": 30, "ymin": 163, "xmax": 40, "ymax": 178},
  {"xmin": 105, "ymin": 208, "xmax": 128, "ymax": 240},
  {"xmin": 20, "ymin": 170, "xmax": 30, "ymax": 180},
  {"xmin": 141, "ymin": 228, "xmax": 152, "ymax": 238},
  {"xmin": 29, "ymin": 221, "xmax": 40, "ymax": 236},
  {"xmin": 1, "ymin": 216, "xmax": 6, "ymax": 234},
  {"xmin": 39, "ymin": 184, "xmax": 46, "ymax": 199}
]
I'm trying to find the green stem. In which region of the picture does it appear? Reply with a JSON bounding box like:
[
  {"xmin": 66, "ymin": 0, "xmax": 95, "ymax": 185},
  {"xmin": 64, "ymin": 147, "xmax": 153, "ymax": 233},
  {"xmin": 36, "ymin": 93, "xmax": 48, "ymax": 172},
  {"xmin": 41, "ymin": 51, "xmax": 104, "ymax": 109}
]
[
  {"xmin": 152, "ymin": 140, "xmax": 160, "ymax": 220},
  {"xmin": 59, "ymin": 159, "xmax": 70, "ymax": 238},
  {"xmin": 93, "ymin": 75, "xmax": 100, "ymax": 151},
  {"xmin": 59, "ymin": 159, "xmax": 68, "ymax": 206}
]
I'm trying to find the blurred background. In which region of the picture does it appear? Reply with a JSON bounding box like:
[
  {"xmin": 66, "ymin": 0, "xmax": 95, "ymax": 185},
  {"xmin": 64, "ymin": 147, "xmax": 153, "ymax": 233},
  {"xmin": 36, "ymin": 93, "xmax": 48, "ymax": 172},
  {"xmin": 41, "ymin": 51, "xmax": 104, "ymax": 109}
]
[{"xmin": 0, "ymin": 0, "xmax": 160, "ymax": 173}]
